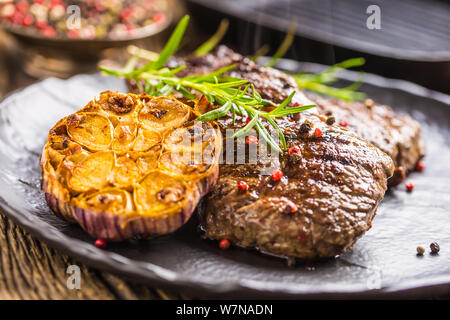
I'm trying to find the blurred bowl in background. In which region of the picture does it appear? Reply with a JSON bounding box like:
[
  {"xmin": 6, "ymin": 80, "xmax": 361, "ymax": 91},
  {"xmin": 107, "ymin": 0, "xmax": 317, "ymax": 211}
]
[{"xmin": 0, "ymin": 0, "xmax": 172, "ymax": 78}]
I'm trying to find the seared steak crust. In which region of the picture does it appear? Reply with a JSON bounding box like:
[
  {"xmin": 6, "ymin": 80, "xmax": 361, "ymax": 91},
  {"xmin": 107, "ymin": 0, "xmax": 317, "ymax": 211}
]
[
  {"xmin": 127, "ymin": 46, "xmax": 413, "ymax": 258},
  {"xmin": 308, "ymin": 95, "xmax": 425, "ymax": 185},
  {"xmin": 161, "ymin": 45, "xmax": 424, "ymax": 185},
  {"xmin": 198, "ymin": 112, "xmax": 394, "ymax": 259}
]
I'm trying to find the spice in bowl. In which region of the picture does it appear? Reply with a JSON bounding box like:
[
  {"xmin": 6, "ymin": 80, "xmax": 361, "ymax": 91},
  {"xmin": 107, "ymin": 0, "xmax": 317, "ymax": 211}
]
[{"xmin": 0, "ymin": 0, "xmax": 168, "ymax": 40}]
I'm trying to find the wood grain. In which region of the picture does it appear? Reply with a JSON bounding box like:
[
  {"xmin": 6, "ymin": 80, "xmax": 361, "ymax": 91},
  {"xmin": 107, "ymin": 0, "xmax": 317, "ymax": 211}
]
[{"xmin": 0, "ymin": 210, "xmax": 190, "ymax": 300}]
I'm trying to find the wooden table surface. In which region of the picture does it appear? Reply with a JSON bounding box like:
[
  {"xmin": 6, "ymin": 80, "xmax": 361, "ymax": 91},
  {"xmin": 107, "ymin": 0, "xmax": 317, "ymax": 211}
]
[
  {"xmin": 0, "ymin": 20, "xmax": 191, "ymax": 300},
  {"xmin": 0, "ymin": 213, "xmax": 186, "ymax": 300}
]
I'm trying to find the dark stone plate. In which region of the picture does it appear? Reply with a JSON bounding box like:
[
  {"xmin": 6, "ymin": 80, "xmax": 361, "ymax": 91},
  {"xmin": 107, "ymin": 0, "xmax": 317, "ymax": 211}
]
[{"xmin": 0, "ymin": 63, "xmax": 449, "ymax": 299}]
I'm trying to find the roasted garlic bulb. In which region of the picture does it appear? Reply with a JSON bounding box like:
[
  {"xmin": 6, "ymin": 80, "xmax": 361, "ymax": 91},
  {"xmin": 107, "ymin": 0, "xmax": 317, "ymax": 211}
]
[{"xmin": 41, "ymin": 91, "xmax": 221, "ymax": 240}]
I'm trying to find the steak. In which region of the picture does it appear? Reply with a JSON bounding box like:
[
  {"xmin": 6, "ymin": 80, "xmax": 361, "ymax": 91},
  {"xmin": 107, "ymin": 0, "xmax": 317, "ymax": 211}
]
[
  {"xmin": 198, "ymin": 114, "xmax": 393, "ymax": 259},
  {"xmin": 129, "ymin": 46, "xmax": 424, "ymax": 185},
  {"xmin": 308, "ymin": 95, "xmax": 424, "ymax": 186},
  {"xmin": 126, "ymin": 46, "xmax": 415, "ymax": 259},
  {"xmin": 169, "ymin": 45, "xmax": 425, "ymax": 185}
]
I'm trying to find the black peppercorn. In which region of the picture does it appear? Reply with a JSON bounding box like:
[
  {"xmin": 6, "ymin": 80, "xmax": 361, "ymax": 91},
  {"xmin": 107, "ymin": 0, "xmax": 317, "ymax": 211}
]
[
  {"xmin": 299, "ymin": 122, "xmax": 311, "ymax": 133},
  {"xmin": 364, "ymin": 99, "xmax": 374, "ymax": 109},
  {"xmin": 326, "ymin": 116, "xmax": 335, "ymax": 125},
  {"xmin": 430, "ymin": 242, "xmax": 440, "ymax": 254},
  {"xmin": 288, "ymin": 153, "xmax": 302, "ymax": 166},
  {"xmin": 416, "ymin": 245, "xmax": 425, "ymax": 255}
]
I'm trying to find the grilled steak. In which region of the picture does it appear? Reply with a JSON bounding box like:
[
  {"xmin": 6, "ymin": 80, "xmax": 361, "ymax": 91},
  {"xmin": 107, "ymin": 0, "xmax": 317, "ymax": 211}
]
[
  {"xmin": 160, "ymin": 45, "xmax": 424, "ymax": 185},
  {"xmin": 198, "ymin": 113, "xmax": 393, "ymax": 259},
  {"xmin": 308, "ymin": 95, "xmax": 424, "ymax": 186},
  {"xmin": 126, "ymin": 46, "xmax": 421, "ymax": 259}
]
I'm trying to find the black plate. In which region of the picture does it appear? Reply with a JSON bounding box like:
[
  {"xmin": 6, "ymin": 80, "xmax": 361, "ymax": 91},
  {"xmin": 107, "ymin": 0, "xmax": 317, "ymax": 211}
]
[{"xmin": 0, "ymin": 63, "xmax": 450, "ymax": 299}]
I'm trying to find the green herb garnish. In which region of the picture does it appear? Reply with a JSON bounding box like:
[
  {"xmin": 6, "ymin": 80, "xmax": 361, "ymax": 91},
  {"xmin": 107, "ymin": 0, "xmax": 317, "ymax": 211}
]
[
  {"xmin": 252, "ymin": 22, "xmax": 365, "ymax": 101},
  {"xmin": 250, "ymin": 44, "xmax": 270, "ymax": 62},
  {"xmin": 100, "ymin": 15, "xmax": 315, "ymax": 152},
  {"xmin": 264, "ymin": 21, "xmax": 296, "ymax": 68},
  {"xmin": 293, "ymin": 58, "xmax": 366, "ymax": 101},
  {"xmin": 194, "ymin": 19, "xmax": 229, "ymax": 56}
]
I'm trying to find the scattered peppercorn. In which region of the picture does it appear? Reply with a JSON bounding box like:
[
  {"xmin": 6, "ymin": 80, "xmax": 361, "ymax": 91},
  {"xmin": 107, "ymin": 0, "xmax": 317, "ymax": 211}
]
[
  {"xmin": 364, "ymin": 99, "xmax": 374, "ymax": 108},
  {"xmin": 326, "ymin": 116, "xmax": 335, "ymax": 125},
  {"xmin": 416, "ymin": 245, "xmax": 425, "ymax": 255},
  {"xmin": 271, "ymin": 169, "xmax": 283, "ymax": 181},
  {"xmin": 288, "ymin": 146, "xmax": 300, "ymax": 156},
  {"xmin": 246, "ymin": 136, "xmax": 259, "ymax": 145},
  {"xmin": 416, "ymin": 161, "xmax": 425, "ymax": 172},
  {"xmin": 245, "ymin": 117, "xmax": 251, "ymax": 124},
  {"xmin": 339, "ymin": 119, "xmax": 348, "ymax": 127},
  {"xmin": 284, "ymin": 201, "xmax": 298, "ymax": 214},
  {"xmin": 95, "ymin": 238, "xmax": 107, "ymax": 249},
  {"xmin": 219, "ymin": 238, "xmax": 230, "ymax": 249},
  {"xmin": 237, "ymin": 180, "xmax": 248, "ymax": 192},
  {"xmin": 299, "ymin": 122, "xmax": 311, "ymax": 133},
  {"xmin": 314, "ymin": 128, "xmax": 323, "ymax": 138},
  {"xmin": 430, "ymin": 242, "xmax": 440, "ymax": 254},
  {"xmin": 405, "ymin": 182, "xmax": 414, "ymax": 192}
]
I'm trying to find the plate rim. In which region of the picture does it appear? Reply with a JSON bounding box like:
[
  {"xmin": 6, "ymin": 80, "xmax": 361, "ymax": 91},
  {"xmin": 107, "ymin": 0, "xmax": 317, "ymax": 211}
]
[{"xmin": 1, "ymin": 64, "xmax": 450, "ymax": 299}]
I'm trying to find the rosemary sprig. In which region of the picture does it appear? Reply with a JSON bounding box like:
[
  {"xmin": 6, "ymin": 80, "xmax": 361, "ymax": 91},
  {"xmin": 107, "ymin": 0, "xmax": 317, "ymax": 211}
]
[
  {"xmin": 194, "ymin": 19, "xmax": 229, "ymax": 56},
  {"xmin": 264, "ymin": 20, "xmax": 296, "ymax": 68},
  {"xmin": 100, "ymin": 15, "xmax": 315, "ymax": 152},
  {"xmin": 249, "ymin": 44, "xmax": 270, "ymax": 62},
  {"xmin": 293, "ymin": 58, "xmax": 366, "ymax": 101},
  {"xmin": 251, "ymin": 22, "xmax": 365, "ymax": 101}
]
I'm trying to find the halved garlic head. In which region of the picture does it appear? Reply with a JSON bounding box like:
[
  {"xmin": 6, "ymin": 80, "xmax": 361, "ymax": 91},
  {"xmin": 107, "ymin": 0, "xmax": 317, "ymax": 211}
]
[
  {"xmin": 112, "ymin": 122, "xmax": 138, "ymax": 154},
  {"xmin": 163, "ymin": 123, "xmax": 218, "ymax": 155},
  {"xmin": 67, "ymin": 113, "xmax": 113, "ymax": 151},
  {"xmin": 41, "ymin": 91, "xmax": 222, "ymax": 240},
  {"xmin": 159, "ymin": 151, "xmax": 212, "ymax": 177},
  {"xmin": 111, "ymin": 155, "xmax": 140, "ymax": 189},
  {"xmin": 134, "ymin": 171, "xmax": 186, "ymax": 216},
  {"xmin": 74, "ymin": 188, "xmax": 134, "ymax": 215},
  {"xmin": 138, "ymin": 97, "xmax": 189, "ymax": 131},
  {"xmin": 134, "ymin": 148, "xmax": 161, "ymax": 175},
  {"xmin": 68, "ymin": 151, "xmax": 115, "ymax": 193},
  {"xmin": 132, "ymin": 127, "xmax": 161, "ymax": 152}
]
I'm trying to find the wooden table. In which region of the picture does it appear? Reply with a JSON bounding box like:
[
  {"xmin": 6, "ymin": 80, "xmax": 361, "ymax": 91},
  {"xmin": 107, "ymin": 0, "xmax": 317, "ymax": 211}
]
[
  {"xmin": 0, "ymin": 213, "xmax": 187, "ymax": 299},
  {"xmin": 0, "ymin": 25, "xmax": 191, "ymax": 300}
]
